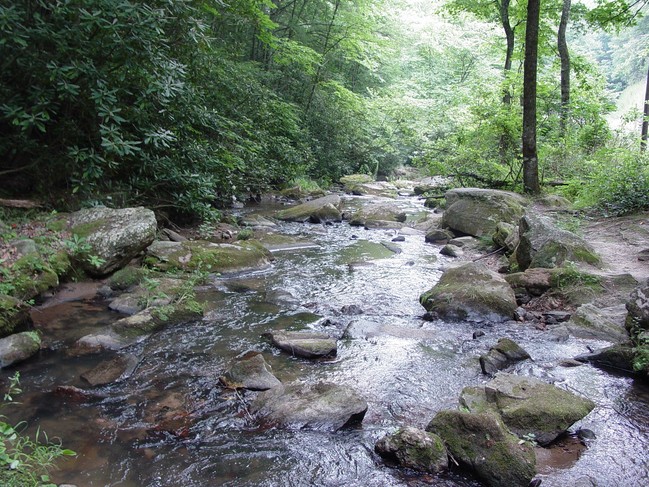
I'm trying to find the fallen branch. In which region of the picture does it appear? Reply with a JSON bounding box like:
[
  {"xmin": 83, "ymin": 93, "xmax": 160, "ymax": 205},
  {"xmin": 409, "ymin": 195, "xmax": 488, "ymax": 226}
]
[
  {"xmin": 472, "ymin": 246, "xmax": 505, "ymax": 262},
  {"xmin": 0, "ymin": 198, "xmax": 42, "ymax": 209}
]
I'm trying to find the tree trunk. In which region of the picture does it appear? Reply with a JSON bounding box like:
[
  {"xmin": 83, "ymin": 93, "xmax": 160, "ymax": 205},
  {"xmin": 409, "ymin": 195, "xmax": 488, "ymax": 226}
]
[
  {"xmin": 498, "ymin": 0, "xmax": 516, "ymax": 167},
  {"xmin": 558, "ymin": 0, "xmax": 571, "ymax": 137},
  {"xmin": 522, "ymin": 0, "xmax": 541, "ymax": 194},
  {"xmin": 642, "ymin": 60, "xmax": 649, "ymax": 151}
]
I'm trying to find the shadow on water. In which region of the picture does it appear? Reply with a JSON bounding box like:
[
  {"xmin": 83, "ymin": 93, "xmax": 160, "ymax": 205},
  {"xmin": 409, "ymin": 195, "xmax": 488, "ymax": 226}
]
[{"xmin": 1, "ymin": 196, "xmax": 648, "ymax": 486}]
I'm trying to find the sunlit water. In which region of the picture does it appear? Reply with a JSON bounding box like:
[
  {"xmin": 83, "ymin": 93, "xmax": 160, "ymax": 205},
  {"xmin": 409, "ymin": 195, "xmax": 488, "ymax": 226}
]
[{"xmin": 2, "ymin": 195, "xmax": 648, "ymax": 486}]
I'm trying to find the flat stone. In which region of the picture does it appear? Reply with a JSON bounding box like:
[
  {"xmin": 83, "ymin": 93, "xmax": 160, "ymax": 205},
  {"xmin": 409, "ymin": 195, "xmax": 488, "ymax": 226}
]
[
  {"xmin": 80, "ymin": 353, "xmax": 139, "ymax": 386},
  {"xmin": 479, "ymin": 338, "xmax": 531, "ymax": 375},
  {"xmin": 265, "ymin": 330, "xmax": 337, "ymax": 358}
]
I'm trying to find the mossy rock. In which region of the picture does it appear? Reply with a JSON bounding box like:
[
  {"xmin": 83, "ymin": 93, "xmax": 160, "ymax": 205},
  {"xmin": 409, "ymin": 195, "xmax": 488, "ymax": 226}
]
[
  {"xmin": 461, "ymin": 373, "xmax": 596, "ymax": 446},
  {"xmin": 340, "ymin": 174, "xmax": 374, "ymax": 187},
  {"xmin": 442, "ymin": 188, "xmax": 528, "ymax": 237},
  {"xmin": 515, "ymin": 213, "xmax": 601, "ymax": 271},
  {"xmin": 108, "ymin": 266, "xmax": 150, "ymax": 291},
  {"xmin": 145, "ymin": 239, "xmax": 273, "ymax": 274},
  {"xmin": 0, "ymin": 331, "xmax": 41, "ymax": 368},
  {"xmin": 11, "ymin": 254, "xmax": 60, "ymax": 301},
  {"xmin": 566, "ymin": 303, "xmax": 629, "ymax": 343},
  {"xmin": 348, "ymin": 202, "xmax": 407, "ymax": 227},
  {"xmin": 426, "ymin": 410, "xmax": 535, "ymax": 487},
  {"xmin": 420, "ymin": 262, "xmax": 517, "ymax": 323},
  {"xmin": 0, "ymin": 295, "xmax": 32, "ymax": 337},
  {"xmin": 375, "ymin": 426, "xmax": 448, "ymax": 473}
]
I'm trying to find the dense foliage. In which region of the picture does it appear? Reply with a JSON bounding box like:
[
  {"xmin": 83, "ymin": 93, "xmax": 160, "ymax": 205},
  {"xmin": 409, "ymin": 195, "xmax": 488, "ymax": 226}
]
[{"xmin": 1, "ymin": 0, "xmax": 648, "ymax": 219}]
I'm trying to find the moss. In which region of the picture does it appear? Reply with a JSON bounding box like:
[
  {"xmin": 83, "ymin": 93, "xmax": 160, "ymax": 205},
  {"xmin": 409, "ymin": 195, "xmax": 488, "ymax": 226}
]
[
  {"xmin": 71, "ymin": 219, "xmax": 106, "ymax": 238},
  {"xmin": 48, "ymin": 250, "xmax": 72, "ymax": 278},
  {"xmin": 0, "ymin": 295, "xmax": 30, "ymax": 337},
  {"xmin": 46, "ymin": 219, "xmax": 68, "ymax": 232},
  {"xmin": 108, "ymin": 266, "xmax": 149, "ymax": 290}
]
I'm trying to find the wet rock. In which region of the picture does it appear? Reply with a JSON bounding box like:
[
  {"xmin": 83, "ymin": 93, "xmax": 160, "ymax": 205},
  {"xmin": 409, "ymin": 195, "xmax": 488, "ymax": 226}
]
[
  {"xmin": 251, "ymin": 381, "xmax": 367, "ymax": 431},
  {"xmin": 69, "ymin": 206, "xmax": 157, "ymax": 276},
  {"xmin": 420, "ymin": 262, "xmax": 517, "ymax": 323},
  {"xmin": 348, "ymin": 202, "xmax": 407, "ymax": 227},
  {"xmin": 473, "ymin": 330, "xmax": 486, "ymax": 339},
  {"xmin": 381, "ymin": 241, "xmax": 402, "ymax": 254},
  {"xmin": 638, "ymin": 249, "xmax": 649, "ymax": 261},
  {"xmin": 479, "ymin": 338, "xmax": 531, "ymax": 375},
  {"xmin": 108, "ymin": 277, "xmax": 183, "ymax": 315},
  {"xmin": 146, "ymin": 239, "xmax": 273, "ymax": 274},
  {"xmin": 625, "ymin": 281, "xmax": 649, "ymax": 332},
  {"xmin": 426, "ymin": 410, "xmax": 535, "ymax": 487},
  {"xmin": 442, "ymin": 188, "xmax": 527, "ymax": 238},
  {"xmin": 460, "ymin": 373, "xmax": 595, "ymax": 446},
  {"xmin": 363, "ymin": 220, "xmax": 403, "ymax": 230},
  {"xmin": 514, "ymin": 213, "xmax": 601, "ymax": 271},
  {"xmin": 276, "ymin": 195, "xmax": 342, "ymax": 223},
  {"xmin": 264, "ymin": 289, "xmax": 300, "ymax": 307},
  {"xmin": 220, "ymin": 352, "xmax": 281, "ymax": 391},
  {"xmin": 391, "ymin": 236, "xmax": 406, "ymax": 242},
  {"xmin": 0, "ymin": 331, "xmax": 41, "ymax": 367},
  {"xmin": 0, "ymin": 294, "xmax": 32, "ymax": 337},
  {"xmin": 264, "ymin": 330, "xmax": 337, "ymax": 358},
  {"xmin": 493, "ymin": 221, "xmax": 519, "ymax": 254},
  {"xmin": 440, "ymin": 244, "xmax": 463, "ymax": 258},
  {"xmin": 340, "ymin": 304, "xmax": 364, "ymax": 315},
  {"xmin": 566, "ymin": 303, "xmax": 629, "ymax": 343},
  {"xmin": 559, "ymin": 359, "xmax": 584, "ymax": 367},
  {"xmin": 425, "ymin": 229, "xmax": 454, "ymax": 244},
  {"xmin": 375, "ymin": 426, "xmax": 448, "ymax": 473},
  {"xmin": 72, "ymin": 328, "xmax": 139, "ymax": 354},
  {"xmin": 574, "ymin": 344, "xmax": 636, "ymax": 373},
  {"xmin": 80, "ymin": 353, "xmax": 139, "ymax": 386}
]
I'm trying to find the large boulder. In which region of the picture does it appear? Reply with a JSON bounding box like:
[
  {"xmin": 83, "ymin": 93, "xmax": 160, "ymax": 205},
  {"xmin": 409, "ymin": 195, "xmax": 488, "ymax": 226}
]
[
  {"xmin": 420, "ymin": 262, "xmax": 517, "ymax": 323},
  {"xmin": 514, "ymin": 213, "xmax": 600, "ymax": 271},
  {"xmin": 251, "ymin": 381, "xmax": 368, "ymax": 432},
  {"xmin": 626, "ymin": 281, "xmax": 649, "ymax": 333},
  {"xmin": 69, "ymin": 206, "xmax": 157, "ymax": 276},
  {"xmin": 460, "ymin": 373, "xmax": 596, "ymax": 446},
  {"xmin": 479, "ymin": 338, "xmax": 531, "ymax": 375},
  {"xmin": 426, "ymin": 410, "xmax": 535, "ymax": 487},
  {"xmin": 566, "ymin": 303, "xmax": 629, "ymax": 343},
  {"xmin": 442, "ymin": 188, "xmax": 527, "ymax": 237},
  {"xmin": 145, "ymin": 240, "xmax": 273, "ymax": 274},
  {"xmin": 0, "ymin": 331, "xmax": 41, "ymax": 368},
  {"xmin": 220, "ymin": 352, "xmax": 281, "ymax": 391},
  {"xmin": 264, "ymin": 330, "xmax": 337, "ymax": 358},
  {"xmin": 348, "ymin": 202, "xmax": 407, "ymax": 227},
  {"xmin": 276, "ymin": 195, "xmax": 342, "ymax": 223},
  {"xmin": 375, "ymin": 426, "xmax": 448, "ymax": 473}
]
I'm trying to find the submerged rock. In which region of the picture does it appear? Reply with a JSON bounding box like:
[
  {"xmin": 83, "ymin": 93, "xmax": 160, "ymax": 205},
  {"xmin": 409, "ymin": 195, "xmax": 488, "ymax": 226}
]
[
  {"xmin": 276, "ymin": 195, "xmax": 342, "ymax": 223},
  {"xmin": 460, "ymin": 373, "xmax": 595, "ymax": 446},
  {"xmin": 0, "ymin": 331, "xmax": 41, "ymax": 368},
  {"xmin": 251, "ymin": 381, "xmax": 368, "ymax": 431},
  {"xmin": 479, "ymin": 338, "xmax": 531, "ymax": 375},
  {"xmin": 514, "ymin": 213, "xmax": 601, "ymax": 271},
  {"xmin": 420, "ymin": 262, "xmax": 517, "ymax": 323},
  {"xmin": 375, "ymin": 426, "xmax": 448, "ymax": 473},
  {"xmin": 426, "ymin": 410, "xmax": 535, "ymax": 487},
  {"xmin": 80, "ymin": 353, "xmax": 139, "ymax": 386},
  {"xmin": 220, "ymin": 352, "xmax": 281, "ymax": 391},
  {"xmin": 442, "ymin": 188, "xmax": 527, "ymax": 237},
  {"xmin": 264, "ymin": 330, "xmax": 337, "ymax": 358},
  {"xmin": 69, "ymin": 206, "xmax": 157, "ymax": 276}
]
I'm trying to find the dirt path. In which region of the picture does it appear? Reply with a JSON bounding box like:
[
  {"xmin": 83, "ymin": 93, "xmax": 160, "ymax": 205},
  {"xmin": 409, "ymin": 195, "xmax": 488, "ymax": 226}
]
[{"xmin": 579, "ymin": 211, "xmax": 649, "ymax": 283}]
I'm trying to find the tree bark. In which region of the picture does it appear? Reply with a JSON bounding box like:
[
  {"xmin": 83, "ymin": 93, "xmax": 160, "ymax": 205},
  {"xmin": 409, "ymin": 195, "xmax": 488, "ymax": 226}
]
[
  {"xmin": 558, "ymin": 0, "xmax": 571, "ymax": 137},
  {"xmin": 522, "ymin": 0, "xmax": 541, "ymax": 194},
  {"xmin": 642, "ymin": 60, "xmax": 649, "ymax": 151}
]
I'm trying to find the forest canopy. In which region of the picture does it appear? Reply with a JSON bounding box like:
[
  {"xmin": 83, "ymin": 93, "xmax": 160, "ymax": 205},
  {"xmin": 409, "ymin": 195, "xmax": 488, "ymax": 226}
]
[{"xmin": 1, "ymin": 0, "xmax": 648, "ymax": 220}]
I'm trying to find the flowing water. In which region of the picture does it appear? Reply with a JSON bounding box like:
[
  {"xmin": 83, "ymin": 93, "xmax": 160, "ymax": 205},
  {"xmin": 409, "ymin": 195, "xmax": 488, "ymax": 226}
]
[{"xmin": 2, "ymin": 195, "xmax": 648, "ymax": 487}]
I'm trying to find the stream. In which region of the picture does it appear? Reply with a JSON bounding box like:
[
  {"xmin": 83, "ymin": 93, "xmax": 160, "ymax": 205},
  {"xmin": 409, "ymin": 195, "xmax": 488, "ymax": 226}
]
[{"xmin": 2, "ymin": 195, "xmax": 648, "ymax": 486}]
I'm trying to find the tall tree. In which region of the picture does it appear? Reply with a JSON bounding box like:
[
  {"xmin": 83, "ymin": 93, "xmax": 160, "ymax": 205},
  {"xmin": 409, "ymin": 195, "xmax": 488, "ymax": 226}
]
[
  {"xmin": 558, "ymin": 0, "xmax": 571, "ymax": 136},
  {"xmin": 523, "ymin": 0, "xmax": 541, "ymax": 194},
  {"xmin": 642, "ymin": 60, "xmax": 649, "ymax": 151}
]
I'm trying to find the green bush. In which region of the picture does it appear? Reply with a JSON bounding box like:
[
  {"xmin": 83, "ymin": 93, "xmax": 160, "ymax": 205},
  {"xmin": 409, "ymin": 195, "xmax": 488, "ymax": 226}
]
[{"xmin": 574, "ymin": 150, "xmax": 649, "ymax": 216}]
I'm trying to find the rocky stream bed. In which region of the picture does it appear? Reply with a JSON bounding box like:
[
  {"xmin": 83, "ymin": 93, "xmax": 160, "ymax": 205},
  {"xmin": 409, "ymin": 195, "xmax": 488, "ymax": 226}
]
[{"xmin": 1, "ymin": 180, "xmax": 648, "ymax": 486}]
